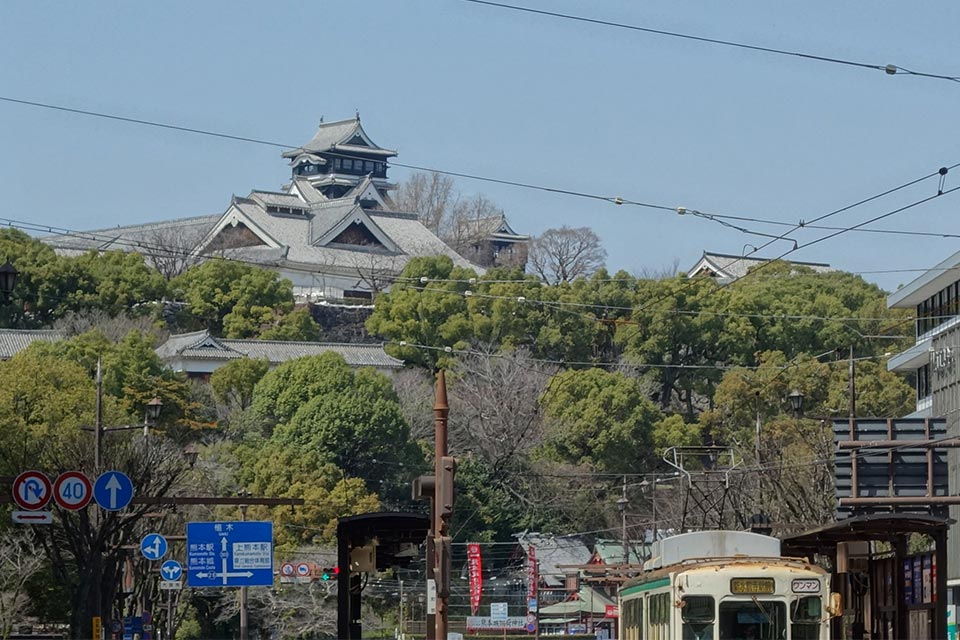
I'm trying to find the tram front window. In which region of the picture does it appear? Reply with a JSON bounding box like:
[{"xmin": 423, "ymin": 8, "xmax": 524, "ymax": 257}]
[
  {"xmin": 681, "ymin": 596, "xmax": 715, "ymax": 640},
  {"xmin": 718, "ymin": 601, "xmax": 786, "ymax": 640},
  {"xmin": 790, "ymin": 596, "xmax": 821, "ymax": 640}
]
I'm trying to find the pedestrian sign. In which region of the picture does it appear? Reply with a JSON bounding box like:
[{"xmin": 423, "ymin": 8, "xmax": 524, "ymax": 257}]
[
  {"xmin": 186, "ymin": 521, "xmax": 273, "ymax": 587},
  {"xmin": 160, "ymin": 559, "xmax": 183, "ymax": 581},
  {"xmin": 93, "ymin": 471, "xmax": 134, "ymax": 511},
  {"xmin": 12, "ymin": 471, "xmax": 52, "ymax": 510},
  {"xmin": 141, "ymin": 533, "xmax": 168, "ymax": 561}
]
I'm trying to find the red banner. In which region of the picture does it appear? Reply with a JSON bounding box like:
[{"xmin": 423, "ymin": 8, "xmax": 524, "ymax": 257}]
[
  {"xmin": 527, "ymin": 545, "xmax": 537, "ymax": 599},
  {"xmin": 467, "ymin": 543, "xmax": 483, "ymax": 616}
]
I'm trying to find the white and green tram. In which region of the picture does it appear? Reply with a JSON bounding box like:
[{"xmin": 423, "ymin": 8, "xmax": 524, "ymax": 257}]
[{"xmin": 619, "ymin": 531, "xmax": 833, "ymax": 640}]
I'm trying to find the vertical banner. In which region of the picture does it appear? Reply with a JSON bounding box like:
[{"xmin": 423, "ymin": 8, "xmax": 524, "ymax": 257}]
[
  {"xmin": 527, "ymin": 545, "xmax": 538, "ymax": 634},
  {"xmin": 467, "ymin": 543, "xmax": 483, "ymax": 616},
  {"xmin": 527, "ymin": 545, "xmax": 537, "ymax": 598}
]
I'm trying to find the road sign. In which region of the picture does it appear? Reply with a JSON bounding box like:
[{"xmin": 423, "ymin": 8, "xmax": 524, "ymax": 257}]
[
  {"xmin": 491, "ymin": 602, "xmax": 508, "ymax": 620},
  {"xmin": 12, "ymin": 471, "xmax": 52, "ymax": 510},
  {"xmin": 53, "ymin": 471, "xmax": 93, "ymax": 510},
  {"xmin": 11, "ymin": 510, "xmax": 53, "ymax": 524},
  {"xmin": 280, "ymin": 562, "xmax": 295, "ymax": 577},
  {"xmin": 141, "ymin": 533, "xmax": 168, "ymax": 561},
  {"xmin": 186, "ymin": 521, "xmax": 273, "ymax": 587},
  {"xmin": 160, "ymin": 559, "xmax": 183, "ymax": 581},
  {"xmin": 296, "ymin": 562, "xmax": 310, "ymax": 577},
  {"xmin": 159, "ymin": 580, "xmax": 182, "ymax": 590},
  {"xmin": 527, "ymin": 598, "xmax": 537, "ymax": 613},
  {"xmin": 93, "ymin": 471, "xmax": 134, "ymax": 511}
]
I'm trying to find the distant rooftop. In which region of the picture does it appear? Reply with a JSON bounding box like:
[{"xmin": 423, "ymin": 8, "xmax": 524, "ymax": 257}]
[{"xmin": 687, "ymin": 250, "xmax": 833, "ymax": 283}]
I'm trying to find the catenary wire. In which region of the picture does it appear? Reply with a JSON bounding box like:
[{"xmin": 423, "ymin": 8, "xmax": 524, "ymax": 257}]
[{"xmin": 460, "ymin": 0, "xmax": 960, "ymax": 84}]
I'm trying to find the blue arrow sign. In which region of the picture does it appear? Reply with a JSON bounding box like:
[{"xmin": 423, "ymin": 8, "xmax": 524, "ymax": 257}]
[
  {"xmin": 160, "ymin": 559, "xmax": 183, "ymax": 581},
  {"xmin": 186, "ymin": 521, "xmax": 273, "ymax": 587},
  {"xmin": 93, "ymin": 471, "xmax": 134, "ymax": 511},
  {"xmin": 141, "ymin": 533, "xmax": 168, "ymax": 561}
]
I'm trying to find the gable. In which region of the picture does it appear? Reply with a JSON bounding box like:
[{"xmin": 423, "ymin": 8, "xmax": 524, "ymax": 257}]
[
  {"xmin": 329, "ymin": 221, "xmax": 386, "ymax": 248},
  {"xmin": 203, "ymin": 222, "xmax": 267, "ymax": 253},
  {"xmin": 345, "ymin": 133, "xmax": 369, "ymax": 147}
]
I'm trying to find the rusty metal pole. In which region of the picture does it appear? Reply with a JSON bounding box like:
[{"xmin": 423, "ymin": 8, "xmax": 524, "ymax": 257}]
[{"xmin": 434, "ymin": 369, "xmax": 450, "ymax": 640}]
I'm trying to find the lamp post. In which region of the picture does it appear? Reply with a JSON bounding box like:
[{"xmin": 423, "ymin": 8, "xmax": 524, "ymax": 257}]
[
  {"xmin": 787, "ymin": 390, "xmax": 805, "ymax": 417},
  {"xmin": 144, "ymin": 397, "xmax": 163, "ymax": 436},
  {"xmin": 0, "ymin": 260, "xmax": 18, "ymax": 302}
]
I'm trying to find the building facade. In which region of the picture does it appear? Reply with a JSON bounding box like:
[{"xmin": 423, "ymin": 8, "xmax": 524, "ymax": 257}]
[{"xmin": 886, "ymin": 249, "xmax": 960, "ymax": 593}]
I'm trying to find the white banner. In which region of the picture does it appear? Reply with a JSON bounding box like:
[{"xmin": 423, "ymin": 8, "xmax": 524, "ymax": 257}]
[{"xmin": 466, "ymin": 616, "xmax": 527, "ymax": 630}]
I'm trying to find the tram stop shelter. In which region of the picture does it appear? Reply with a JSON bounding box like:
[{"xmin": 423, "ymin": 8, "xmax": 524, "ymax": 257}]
[
  {"xmin": 782, "ymin": 514, "xmax": 950, "ymax": 640},
  {"xmin": 336, "ymin": 512, "xmax": 430, "ymax": 640}
]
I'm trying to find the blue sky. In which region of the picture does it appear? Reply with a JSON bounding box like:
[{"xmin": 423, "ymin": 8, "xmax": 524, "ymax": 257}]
[{"xmin": 1, "ymin": 1, "xmax": 958, "ymax": 292}]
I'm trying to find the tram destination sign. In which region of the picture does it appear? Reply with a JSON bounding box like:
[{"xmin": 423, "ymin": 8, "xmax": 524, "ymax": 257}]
[{"xmin": 730, "ymin": 578, "xmax": 775, "ymax": 595}]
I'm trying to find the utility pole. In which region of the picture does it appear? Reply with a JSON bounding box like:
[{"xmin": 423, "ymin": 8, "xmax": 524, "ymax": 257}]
[
  {"xmin": 617, "ymin": 475, "xmax": 629, "ymax": 566},
  {"xmin": 433, "ymin": 370, "xmax": 452, "ymax": 640}
]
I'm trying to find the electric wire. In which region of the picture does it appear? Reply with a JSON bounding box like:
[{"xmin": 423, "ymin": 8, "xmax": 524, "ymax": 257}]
[{"xmin": 461, "ymin": 0, "xmax": 960, "ymax": 84}]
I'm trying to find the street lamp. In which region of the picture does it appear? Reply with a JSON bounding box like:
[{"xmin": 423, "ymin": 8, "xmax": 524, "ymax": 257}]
[
  {"xmin": 0, "ymin": 261, "xmax": 18, "ymax": 301},
  {"xmin": 787, "ymin": 390, "xmax": 804, "ymax": 417},
  {"xmin": 143, "ymin": 397, "xmax": 163, "ymax": 436}
]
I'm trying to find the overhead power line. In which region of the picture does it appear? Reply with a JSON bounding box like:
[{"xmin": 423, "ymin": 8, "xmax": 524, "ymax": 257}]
[{"xmin": 461, "ymin": 0, "xmax": 960, "ymax": 84}]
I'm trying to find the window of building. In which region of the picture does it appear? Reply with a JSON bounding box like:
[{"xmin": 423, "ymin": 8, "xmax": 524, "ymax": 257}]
[{"xmin": 918, "ymin": 363, "xmax": 931, "ymax": 400}]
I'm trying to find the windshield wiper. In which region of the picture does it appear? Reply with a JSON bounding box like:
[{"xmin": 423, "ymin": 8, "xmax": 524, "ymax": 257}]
[{"xmin": 751, "ymin": 595, "xmax": 773, "ymax": 625}]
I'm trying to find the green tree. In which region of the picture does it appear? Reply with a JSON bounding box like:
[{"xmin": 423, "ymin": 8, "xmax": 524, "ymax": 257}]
[
  {"xmin": 235, "ymin": 440, "xmax": 380, "ymax": 548},
  {"xmin": 539, "ymin": 368, "xmax": 668, "ymax": 474},
  {"xmin": 171, "ymin": 260, "xmax": 294, "ymax": 337},
  {"xmin": 210, "ymin": 358, "xmax": 270, "ymax": 410},
  {"xmin": 258, "ymin": 307, "xmax": 321, "ymax": 341}
]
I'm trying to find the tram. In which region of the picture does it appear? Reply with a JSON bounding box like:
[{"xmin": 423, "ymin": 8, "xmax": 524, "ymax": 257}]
[{"xmin": 619, "ymin": 531, "xmax": 835, "ymax": 640}]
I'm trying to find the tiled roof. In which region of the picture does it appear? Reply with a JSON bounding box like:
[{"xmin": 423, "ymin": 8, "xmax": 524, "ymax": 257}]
[
  {"xmin": 689, "ymin": 251, "xmax": 833, "ymax": 281},
  {"xmin": 0, "ymin": 329, "xmax": 66, "ymax": 360},
  {"xmin": 516, "ymin": 533, "xmax": 593, "ymax": 587},
  {"xmin": 538, "ymin": 586, "xmax": 614, "ymax": 616},
  {"xmin": 43, "ymin": 214, "xmax": 220, "ymax": 255},
  {"xmin": 156, "ymin": 330, "xmax": 403, "ymax": 369},
  {"xmin": 203, "ymin": 194, "xmax": 480, "ymax": 274},
  {"xmin": 282, "ymin": 118, "xmax": 397, "ymax": 159}
]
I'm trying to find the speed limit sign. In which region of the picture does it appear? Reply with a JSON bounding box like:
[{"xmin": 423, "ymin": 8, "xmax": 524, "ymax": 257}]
[{"xmin": 53, "ymin": 472, "xmax": 93, "ymax": 510}]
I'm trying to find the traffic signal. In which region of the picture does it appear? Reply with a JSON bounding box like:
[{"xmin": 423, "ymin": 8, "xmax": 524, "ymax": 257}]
[{"xmin": 321, "ymin": 566, "xmax": 340, "ymax": 581}]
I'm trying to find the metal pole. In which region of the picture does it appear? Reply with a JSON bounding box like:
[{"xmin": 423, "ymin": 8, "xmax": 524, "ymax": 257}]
[
  {"xmin": 652, "ymin": 476, "xmax": 658, "ymax": 545},
  {"xmin": 239, "ymin": 503, "xmax": 248, "ymax": 640},
  {"xmin": 167, "ymin": 590, "xmax": 174, "ymax": 640},
  {"xmin": 849, "ymin": 345, "xmax": 856, "ymax": 419},
  {"xmin": 95, "ymin": 356, "xmax": 103, "ymax": 470},
  {"xmin": 433, "ymin": 370, "xmax": 449, "ymax": 640},
  {"xmin": 399, "ymin": 579, "xmax": 404, "ymax": 639},
  {"xmin": 620, "ymin": 475, "xmax": 628, "ymax": 566}
]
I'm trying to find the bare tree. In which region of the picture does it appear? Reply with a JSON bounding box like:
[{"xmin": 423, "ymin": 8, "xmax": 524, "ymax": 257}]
[
  {"xmin": 214, "ymin": 579, "xmax": 337, "ymax": 639},
  {"xmin": 0, "ymin": 530, "xmax": 43, "ymax": 639},
  {"xmin": 529, "ymin": 226, "xmax": 606, "ymax": 284},
  {"xmin": 144, "ymin": 226, "xmax": 206, "ymax": 280},
  {"xmin": 449, "ymin": 348, "xmax": 554, "ymax": 466},
  {"xmin": 394, "ymin": 172, "xmax": 457, "ymax": 235},
  {"xmin": 53, "ymin": 309, "xmax": 168, "ymax": 344},
  {"xmin": 394, "ymin": 171, "xmax": 511, "ymax": 264}
]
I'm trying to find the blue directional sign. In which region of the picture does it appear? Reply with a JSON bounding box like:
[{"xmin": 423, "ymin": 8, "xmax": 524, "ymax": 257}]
[
  {"xmin": 186, "ymin": 521, "xmax": 273, "ymax": 587},
  {"xmin": 160, "ymin": 559, "xmax": 183, "ymax": 581},
  {"xmin": 93, "ymin": 471, "xmax": 134, "ymax": 511},
  {"xmin": 141, "ymin": 533, "xmax": 168, "ymax": 561}
]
